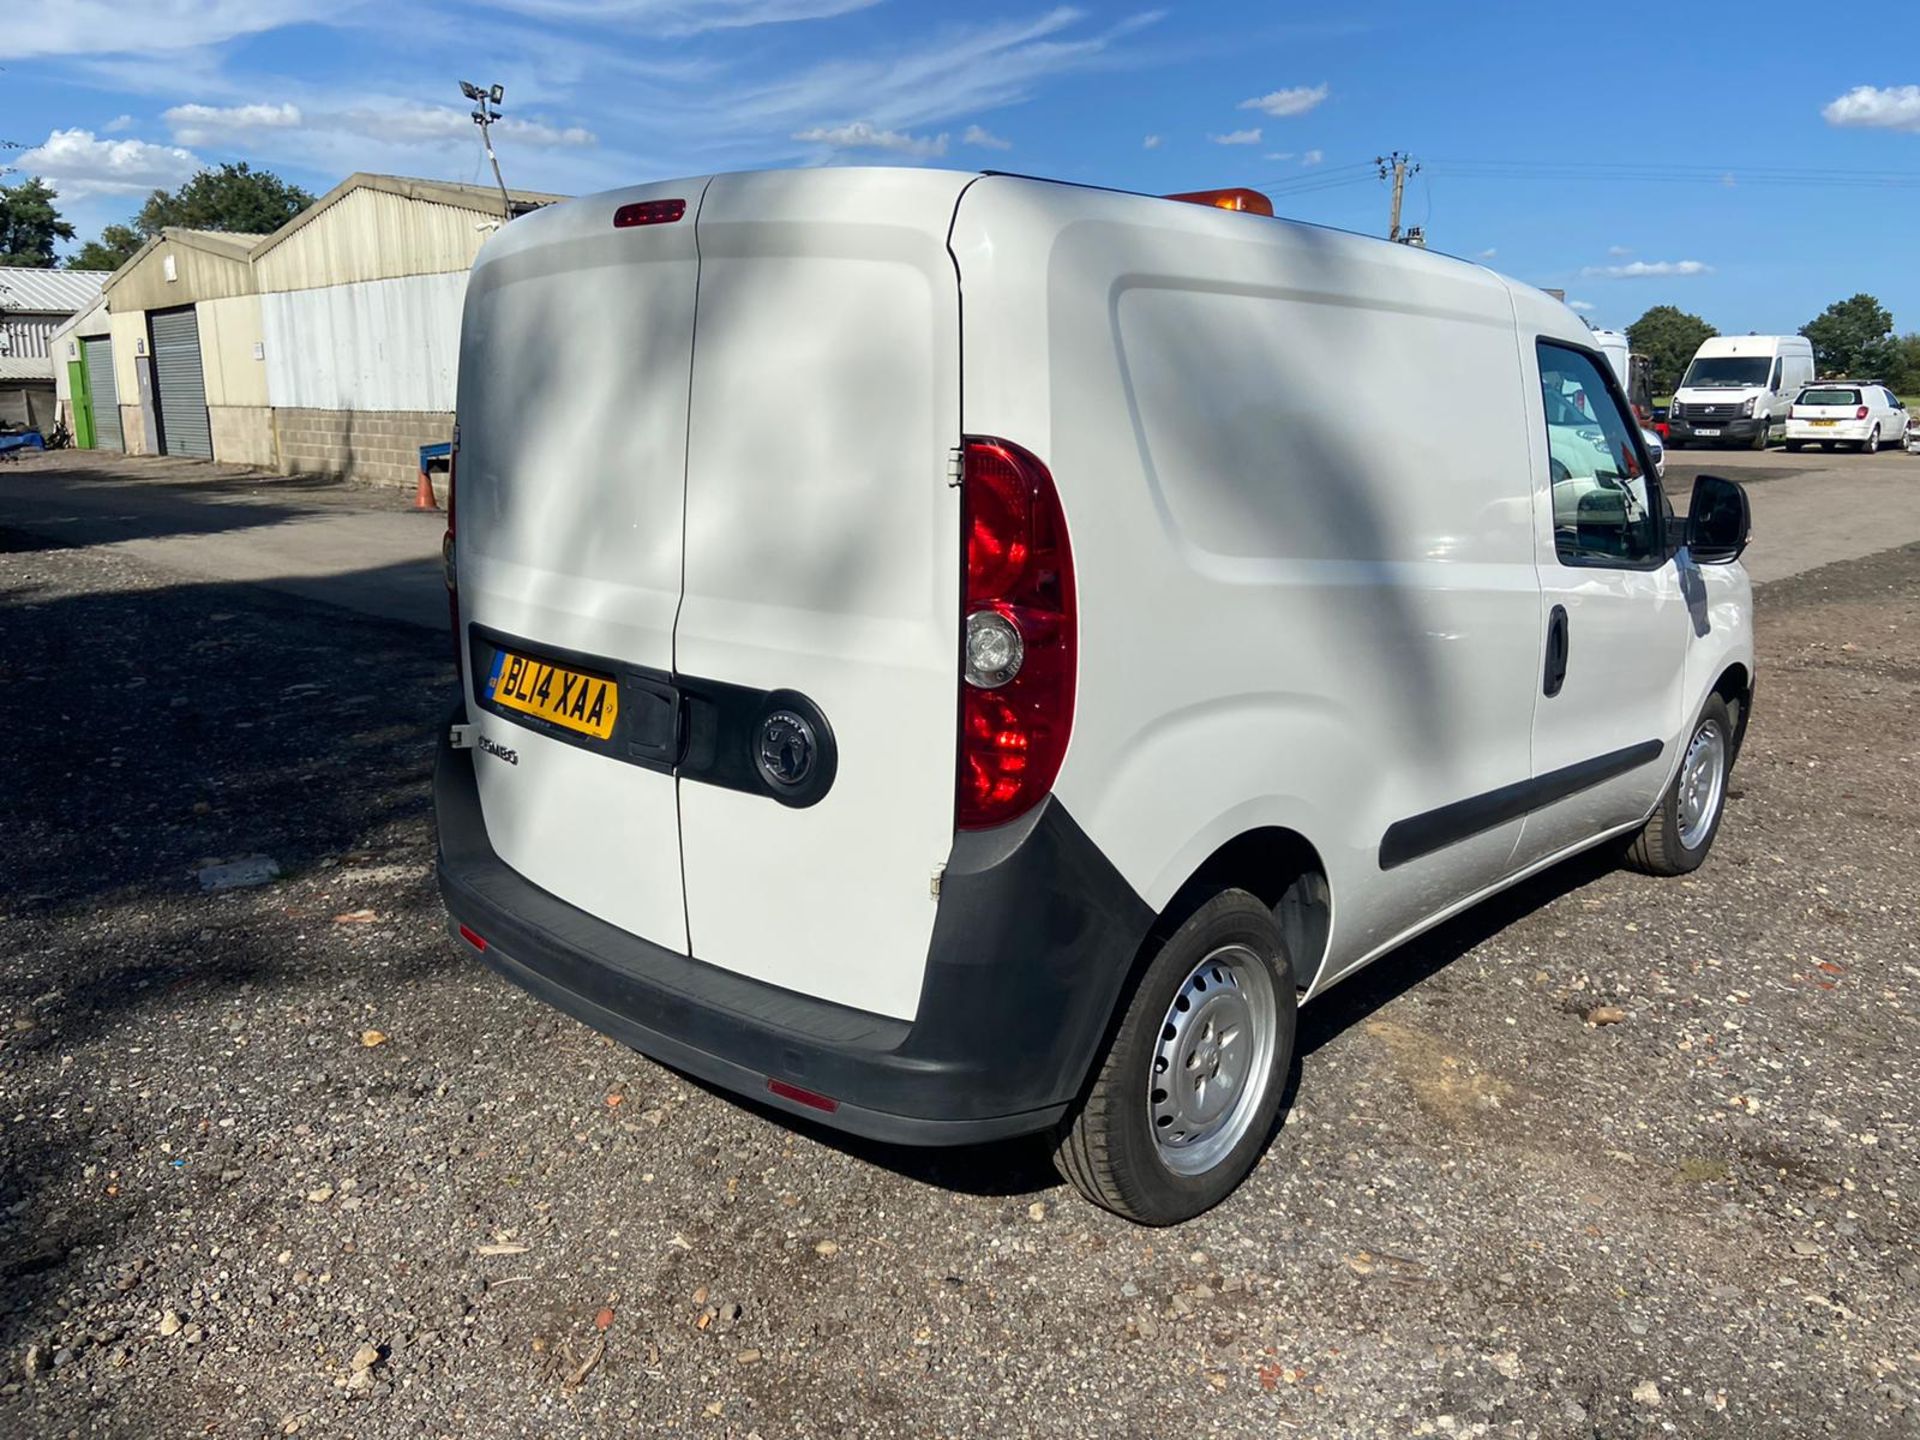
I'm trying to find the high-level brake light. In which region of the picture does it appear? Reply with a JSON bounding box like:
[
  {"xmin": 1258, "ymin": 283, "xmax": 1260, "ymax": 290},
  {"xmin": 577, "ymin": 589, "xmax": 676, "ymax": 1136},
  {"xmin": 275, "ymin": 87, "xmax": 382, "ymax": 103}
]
[{"xmin": 613, "ymin": 198, "xmax": 686, "ymax": 228}]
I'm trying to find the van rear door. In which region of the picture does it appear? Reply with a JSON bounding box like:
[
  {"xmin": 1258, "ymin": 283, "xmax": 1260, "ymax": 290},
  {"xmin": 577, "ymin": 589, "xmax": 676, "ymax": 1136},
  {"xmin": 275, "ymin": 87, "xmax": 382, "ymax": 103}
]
[
  {"xmin": 674, "ymin": 170, "xmax": 968, "ymax": 1022},
  {"xmin": 455, "ymin": 179, "xmax": 708, "ymax": 954}
]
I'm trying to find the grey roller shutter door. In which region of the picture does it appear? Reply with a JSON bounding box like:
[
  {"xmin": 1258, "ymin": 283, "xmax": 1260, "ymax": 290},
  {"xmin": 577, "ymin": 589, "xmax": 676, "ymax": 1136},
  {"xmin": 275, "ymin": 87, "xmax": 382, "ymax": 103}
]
[
  {"xmin": 83, "ymin": 336, "xmax": 123, "ymax": 452},
  {"xmin": 150, "ymin": 307, "xmax": 212, "ymax": 459}
]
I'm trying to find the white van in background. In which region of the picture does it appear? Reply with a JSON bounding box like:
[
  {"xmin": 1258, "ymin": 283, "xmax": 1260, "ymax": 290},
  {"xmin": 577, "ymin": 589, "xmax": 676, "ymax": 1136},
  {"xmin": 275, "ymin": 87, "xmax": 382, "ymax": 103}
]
[
  {"xmin": 1668, "ymin": 334, "xmax": 1815, "ymax": 449},
  {"xmin": 437, "ymin": 168, "xmax": 1756, "ymax": 1224},
  {"xmin": 1592, "ymin": 328, "xmax": 1655, "ymax": 429}
]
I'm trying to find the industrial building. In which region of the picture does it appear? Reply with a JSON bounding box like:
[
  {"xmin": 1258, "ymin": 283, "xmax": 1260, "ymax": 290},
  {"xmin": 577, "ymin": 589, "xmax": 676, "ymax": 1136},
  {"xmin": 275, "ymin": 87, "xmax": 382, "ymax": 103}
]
[
  {"xmin": 53, "ymin": 172, "xmax": 562, "ymax": 484},
  {"xmin": 2, "ymin": 269, "xmax": 107, "ymax": 431}
]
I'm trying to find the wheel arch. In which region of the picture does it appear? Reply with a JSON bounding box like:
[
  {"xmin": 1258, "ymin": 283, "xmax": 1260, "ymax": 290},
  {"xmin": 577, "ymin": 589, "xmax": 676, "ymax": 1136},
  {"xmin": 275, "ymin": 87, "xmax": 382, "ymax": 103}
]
[
  {"xmin": 1155, "ymin": 826, "xmax": 1332, "ymax": 994},
  {"xmin": 1710, "ymin": 661, "xmax": 1753, "ymax": 757}
]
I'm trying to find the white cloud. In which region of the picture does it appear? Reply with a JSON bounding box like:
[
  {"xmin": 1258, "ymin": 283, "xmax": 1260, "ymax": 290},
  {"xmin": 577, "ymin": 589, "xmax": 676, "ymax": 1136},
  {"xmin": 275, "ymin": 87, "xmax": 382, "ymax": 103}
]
[
  {"xmin": 348, "ymin": 105, "xmax": 596, "ymax": 149},
  {"xmin": 1567, "ymin": 299, "xmax": 1596, "ymax": 312},
  {"xmin": 1822, "ymin": 84, "xmax": 1920, "ymax": 133},
  {"xmin": 14, "ymin": 127, "xmax": 202, "ymax": 199},
  {"xmin": 6, "ymin": 1, "xmax": 341, "ymax": 59},
  {"xmin": 1301, "ymin": 148, "xmax": 1323, "ymax": 166},
  {"xmin": 1239, "ymin": 83, "xmax": 1328, "ymax": 118},
  {"xmin": 1476, "ymin": 247, "xmax": 1497, "ymax": 259},
  {"xmin": 1264, "ymin": 151, "xmax": 1294, "ymax": 161},
  {"xmin": 792, "ymin": 121, "xmax": 948, "ymax": 158},
  {"xmin": 725, "ymin": 9, "xmax": 1161, "ymax": 146},
  {"xmin": 163, "ymin": 102, "xmax": 303, "ymax": 146},
  {"xmin": 1581, "ymin": 259, "xmax": 1713, "ymax": 278},
  {"xmin": 1606, "ymin": 244, "xmax": 1632, "ymax": 256},
  {"xmin": 478, "ymin": 0, "xmax": 883, "ymax": 33},
  {"xmin": 104, "ymin": 114, "xmax": 136, "ymax": 133},
  {"xmin": 1142, "ymin": 134, "xmax": 1162, "ymax": 149},
  {"xmin": 962, "ymin": 123, "xmax": 1011, "ymax": 151},
  {"xmin": 1210, "ymin": 128, "xmax": 1262, "ymax": 146}
]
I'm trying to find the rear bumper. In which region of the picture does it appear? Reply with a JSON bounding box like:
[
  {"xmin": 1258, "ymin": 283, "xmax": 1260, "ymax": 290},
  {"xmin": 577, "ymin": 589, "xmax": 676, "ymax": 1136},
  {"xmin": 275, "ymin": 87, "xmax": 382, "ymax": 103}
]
[
  {"xmin": 434, "ymin": 714, "xmax": 1154, "ymax": 1147},
  {"xmin": 1784, "ymin": 421, "xmax": 1872, "ymax": 443}
]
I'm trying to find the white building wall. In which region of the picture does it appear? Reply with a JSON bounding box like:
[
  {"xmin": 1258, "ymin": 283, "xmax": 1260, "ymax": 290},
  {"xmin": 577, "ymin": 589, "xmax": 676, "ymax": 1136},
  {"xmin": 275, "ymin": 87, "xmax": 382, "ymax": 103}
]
[{"xmin": 262, "ymin": 271, "xmax": 467, "ymax": 412}]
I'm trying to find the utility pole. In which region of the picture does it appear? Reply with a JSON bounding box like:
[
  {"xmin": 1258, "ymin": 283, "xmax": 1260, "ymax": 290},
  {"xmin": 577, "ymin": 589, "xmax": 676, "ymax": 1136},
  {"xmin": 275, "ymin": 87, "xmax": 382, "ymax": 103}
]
[
  {"xmin": 460, "ymin": 81, "xmax": 512, "ymax": 220},
  {"xmin": 1374, "ymin": 151, "xmax": 1420, "ymax": 242}
]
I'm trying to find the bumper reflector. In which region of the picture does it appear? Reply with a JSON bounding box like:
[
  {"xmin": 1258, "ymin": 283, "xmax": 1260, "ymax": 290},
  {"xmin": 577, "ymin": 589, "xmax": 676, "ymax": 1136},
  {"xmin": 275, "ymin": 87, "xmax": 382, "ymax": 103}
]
[
  {"xmin": 767, "ymin": 1078, "xmax": 839, "ymax": 1114},
  {"xmin": 458, "ymin": 924, "xmax": 488, "ymax": 952}
]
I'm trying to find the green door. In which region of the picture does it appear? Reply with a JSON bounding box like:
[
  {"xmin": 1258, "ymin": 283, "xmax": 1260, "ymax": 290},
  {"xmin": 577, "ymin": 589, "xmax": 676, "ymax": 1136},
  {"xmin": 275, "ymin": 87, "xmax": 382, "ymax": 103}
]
[{"xmin": 67, "ymin": 358, "xmax": 97, "ymax": 450}]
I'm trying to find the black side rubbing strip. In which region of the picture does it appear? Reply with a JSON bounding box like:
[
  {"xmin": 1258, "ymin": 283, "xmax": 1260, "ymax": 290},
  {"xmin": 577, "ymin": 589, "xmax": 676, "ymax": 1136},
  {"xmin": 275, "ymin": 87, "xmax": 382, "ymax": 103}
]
[{"xmin": 1378, "ymin": 740, "xmax": 1664, "ymax": 871}]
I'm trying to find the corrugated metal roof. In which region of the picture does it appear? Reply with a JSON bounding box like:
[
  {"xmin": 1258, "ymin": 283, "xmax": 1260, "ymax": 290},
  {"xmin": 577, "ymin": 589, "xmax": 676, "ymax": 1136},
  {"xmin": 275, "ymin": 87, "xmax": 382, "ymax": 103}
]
[
  {"xmin": 248, "ymin": 172, "xmax": 567, "ymax": 263},
  {"xmin": 0, "ymin": 269, "xmax": 108, "ymax": 315},
  {"xmin": 0, "ymin": 355, "xmax": 55, "ymax": 381}
]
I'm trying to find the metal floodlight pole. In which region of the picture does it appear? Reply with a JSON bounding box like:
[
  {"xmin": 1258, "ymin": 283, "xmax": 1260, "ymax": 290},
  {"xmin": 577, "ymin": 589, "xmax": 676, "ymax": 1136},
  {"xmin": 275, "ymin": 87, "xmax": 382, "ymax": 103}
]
[{"xmin": 461, "ymin": 80, "xmax": 513, "ymax": 220}]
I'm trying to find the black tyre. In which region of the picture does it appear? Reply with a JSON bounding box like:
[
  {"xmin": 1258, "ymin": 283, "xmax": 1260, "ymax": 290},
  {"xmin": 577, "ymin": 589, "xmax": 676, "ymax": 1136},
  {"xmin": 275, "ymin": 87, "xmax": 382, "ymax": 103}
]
[
  {"xmin": 1628, "ymin": 695, "xmax": 1734, "ymax": 877},
  {"xmin": 1751, "ymin": 422, "xmax": 1769, "ymax": 451},
  {"xmin": 1784, "ymin": 441, "xmax": 1803, "ymax": 453},
  {"xmin": 1862, "ymin": 428, "xmax": 1880, "ymax": 455},
  {"xmin": 1666, "ymin": 435, "xmax": 1687, "ymax": 449},
  {"xmin": 1054, "ymin": 890, "xmax": 1296, "ymax": 1225}
]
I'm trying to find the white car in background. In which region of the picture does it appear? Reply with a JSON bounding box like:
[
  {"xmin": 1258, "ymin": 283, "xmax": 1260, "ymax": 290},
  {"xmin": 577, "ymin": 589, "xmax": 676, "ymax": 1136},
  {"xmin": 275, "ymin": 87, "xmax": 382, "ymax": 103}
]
[{"xmin": 1784, "ymin": 383, "xmax": 1910, "ymax": 454}]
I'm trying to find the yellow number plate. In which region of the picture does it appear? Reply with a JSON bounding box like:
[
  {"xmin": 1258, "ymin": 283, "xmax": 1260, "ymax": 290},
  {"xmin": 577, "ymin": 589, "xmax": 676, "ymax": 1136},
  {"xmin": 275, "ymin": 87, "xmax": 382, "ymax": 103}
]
[
  {"xmin": 1810, "ymin": 419, "xmax": 1837, "ymax": 427},
  {"xmin": 486, "ymin": 650, "xmax": 619, "ymax": 739}
]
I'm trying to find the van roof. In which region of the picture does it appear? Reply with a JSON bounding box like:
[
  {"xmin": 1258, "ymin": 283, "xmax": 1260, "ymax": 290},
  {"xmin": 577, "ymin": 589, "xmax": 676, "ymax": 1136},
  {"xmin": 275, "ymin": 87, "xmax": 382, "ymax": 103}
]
[{"xmin": 1694, "ymin": 334, "xmax": 1812, "ymax": 357}]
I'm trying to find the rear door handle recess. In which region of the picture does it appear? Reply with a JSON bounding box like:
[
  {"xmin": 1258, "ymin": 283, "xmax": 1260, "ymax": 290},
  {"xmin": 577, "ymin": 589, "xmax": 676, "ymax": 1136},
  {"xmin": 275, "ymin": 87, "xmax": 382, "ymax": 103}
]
[{"xmin": 1543, "ymin": 604, "xmax": 1570, "ymax": 697}]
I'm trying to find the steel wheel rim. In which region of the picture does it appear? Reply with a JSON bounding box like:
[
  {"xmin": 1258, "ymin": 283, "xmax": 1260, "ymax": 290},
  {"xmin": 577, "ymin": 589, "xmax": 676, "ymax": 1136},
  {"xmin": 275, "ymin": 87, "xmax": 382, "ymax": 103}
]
[
  {"xmin": 1676, "ymin": 719, "xmax": 1727, "ymax": 850},
  {"xmin": 1148, "ymin": 944, "xmax": 1278, "ymax": 1177}
]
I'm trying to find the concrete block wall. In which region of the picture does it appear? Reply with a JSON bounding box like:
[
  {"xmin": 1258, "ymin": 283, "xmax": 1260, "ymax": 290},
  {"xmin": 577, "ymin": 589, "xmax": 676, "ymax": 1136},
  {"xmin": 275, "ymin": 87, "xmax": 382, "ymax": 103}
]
[
  {"xmin": 209, "ymin": 406, "xmax": 276, "ymax": 468},
  {"xmin": 274, "ymin": 407, "xmax": 454, "ymax": 488}
]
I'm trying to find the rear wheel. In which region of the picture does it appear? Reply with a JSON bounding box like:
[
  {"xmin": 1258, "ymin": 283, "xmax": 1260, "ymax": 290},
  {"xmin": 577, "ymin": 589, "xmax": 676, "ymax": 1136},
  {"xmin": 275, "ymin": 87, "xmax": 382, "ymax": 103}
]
[
  {"xmin": 1862, "ymin": 427, "xmax": 1880, "ymax": 455},
  {"xmin": 1055, "ymin": 890, "xmax": 1295, "ymax": 1225},
  {"xmin": 1628, "ymin": 696, "xmax": 1734, "ymax": 877},
  {"xmin": 1784, "ymin": 441, "xmax": 1803, "ymax": 453}
]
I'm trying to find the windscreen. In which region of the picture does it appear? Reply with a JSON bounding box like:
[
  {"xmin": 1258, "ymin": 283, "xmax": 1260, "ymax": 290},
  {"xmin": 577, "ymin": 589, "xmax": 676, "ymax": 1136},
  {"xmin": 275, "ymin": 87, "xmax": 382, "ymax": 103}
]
[
  {"xmin": 1797, "ymin": 387, "xmax": 1859, "ymax": 407},
  {"xmin": 1681, "ymin": 356, "xmax": 1771, "ymax": 388}
]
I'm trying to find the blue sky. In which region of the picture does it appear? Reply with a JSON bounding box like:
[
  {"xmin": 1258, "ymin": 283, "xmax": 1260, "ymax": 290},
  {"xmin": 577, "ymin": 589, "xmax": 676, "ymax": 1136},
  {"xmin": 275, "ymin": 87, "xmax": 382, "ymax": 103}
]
[{"xmin": 5, "ymin": 1, "xmax": 1917, "ymax": 335}]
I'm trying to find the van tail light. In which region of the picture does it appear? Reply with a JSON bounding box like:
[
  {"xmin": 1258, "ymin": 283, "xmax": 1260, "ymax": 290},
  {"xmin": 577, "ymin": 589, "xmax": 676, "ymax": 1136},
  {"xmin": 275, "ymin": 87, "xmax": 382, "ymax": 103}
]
[
  {"xmin": 957, "ymin": 438, "xmax": 1075, "ymax": 830},
  {"xmin": 444, "ymin": 435, "xmax": 461, "ymax": 667},
  {"xmin": 1856, "ymin": 405, "xmax": 1871, "ymax": 420}
]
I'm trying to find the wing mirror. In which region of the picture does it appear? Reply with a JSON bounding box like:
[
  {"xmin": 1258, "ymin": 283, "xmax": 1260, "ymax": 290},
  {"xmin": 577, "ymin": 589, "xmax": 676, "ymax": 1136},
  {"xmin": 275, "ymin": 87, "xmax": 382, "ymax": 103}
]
[
  {"xmin": 1640, "ymin": 427, "xmax": 1665, "ymax": 480},
  {"xmin": 1686, "ymin": 473, "xmax": 1750, "ymax": 565}
]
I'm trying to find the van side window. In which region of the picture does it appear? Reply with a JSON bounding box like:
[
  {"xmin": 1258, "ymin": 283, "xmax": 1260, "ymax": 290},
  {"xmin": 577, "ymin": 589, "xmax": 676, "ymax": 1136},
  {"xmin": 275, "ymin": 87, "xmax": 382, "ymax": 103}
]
[
  {"xmin": 1768, "ymin": 357, "xmax": 1783, "ymax": 392},
  {"xmin": 1537, "ymin": 342, "xmax": 1663, "ymax": 567}
]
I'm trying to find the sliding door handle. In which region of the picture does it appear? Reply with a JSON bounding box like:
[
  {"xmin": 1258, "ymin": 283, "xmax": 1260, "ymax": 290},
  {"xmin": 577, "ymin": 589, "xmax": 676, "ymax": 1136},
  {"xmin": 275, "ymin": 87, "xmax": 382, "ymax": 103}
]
[{"xmin": 1543, "ymin": 604, "xmax": 1570, "ymax": 697}]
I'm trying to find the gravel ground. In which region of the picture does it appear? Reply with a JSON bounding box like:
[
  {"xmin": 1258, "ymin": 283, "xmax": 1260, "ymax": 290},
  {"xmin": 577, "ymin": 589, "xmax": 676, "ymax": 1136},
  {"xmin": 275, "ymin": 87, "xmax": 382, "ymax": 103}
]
[{"xmin": 2, "ymin": 522, "xmax": 1916, "ymax": 1439}]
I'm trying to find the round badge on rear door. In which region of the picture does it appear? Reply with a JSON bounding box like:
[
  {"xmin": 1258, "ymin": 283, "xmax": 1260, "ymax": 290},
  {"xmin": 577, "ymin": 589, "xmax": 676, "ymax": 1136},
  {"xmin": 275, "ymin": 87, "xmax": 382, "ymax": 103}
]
[{"xmin": 756, "ymin": 709, "xmax": 817, "ymax": 790}]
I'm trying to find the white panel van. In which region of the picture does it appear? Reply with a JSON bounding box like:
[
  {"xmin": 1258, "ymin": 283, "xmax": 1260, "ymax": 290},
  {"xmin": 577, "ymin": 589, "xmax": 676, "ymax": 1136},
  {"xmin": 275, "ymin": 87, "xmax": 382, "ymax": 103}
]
[
  {"xmin": 437, "ymin": 170, "xmax": 1756, "ymax": 1223},
  {"xmin": 1669, "ymin": 334, "xmax": 1815, "ymax": 449}
]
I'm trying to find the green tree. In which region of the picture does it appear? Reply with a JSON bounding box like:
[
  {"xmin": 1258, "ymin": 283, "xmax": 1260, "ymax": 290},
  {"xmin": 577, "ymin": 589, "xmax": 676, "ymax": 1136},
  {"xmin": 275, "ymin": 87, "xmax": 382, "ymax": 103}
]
[
  {"xmin": 67, "ymin": 223, "xmax": 144, "ymax": 272},
  {"xmin": 1800, "ymin": 293, "xmax": 1894, "ymax": 378},
  {"xmin": 1885, "ymin": 334, "xmax": 1920, "ymax": 398},
  {"xmin": 1625, "ymin": 304, "xmax": 1717, "ymax": 396},
  {"xmin": 67, "ymin": 163, "xmax": 314, "ymax": 275},
  {"xmin": 0, "ymin": 177, "xmax": 76, "ymax": 267},
  {"xmin": 134, "ymin": 163, "xmax": 313, "ymax": 236}
]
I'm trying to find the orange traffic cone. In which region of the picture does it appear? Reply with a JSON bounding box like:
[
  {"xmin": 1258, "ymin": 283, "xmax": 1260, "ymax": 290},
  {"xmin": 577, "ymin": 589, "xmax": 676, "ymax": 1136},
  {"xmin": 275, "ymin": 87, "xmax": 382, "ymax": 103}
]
[{"xmin": 414, "ymin": 467, "xmax": 439, "ymax": 511}]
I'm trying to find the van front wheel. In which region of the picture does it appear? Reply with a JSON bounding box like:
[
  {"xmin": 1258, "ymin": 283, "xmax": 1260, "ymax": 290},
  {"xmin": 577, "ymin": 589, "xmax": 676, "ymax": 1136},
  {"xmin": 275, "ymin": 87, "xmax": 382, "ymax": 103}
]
[
  {"xmin": 1054, "ymin": 891, "xmax": 1296, "ymax": 1224},
  {"xmin": 1628, "ymin": 696, "xmax": 1734, "ymax": 876}
]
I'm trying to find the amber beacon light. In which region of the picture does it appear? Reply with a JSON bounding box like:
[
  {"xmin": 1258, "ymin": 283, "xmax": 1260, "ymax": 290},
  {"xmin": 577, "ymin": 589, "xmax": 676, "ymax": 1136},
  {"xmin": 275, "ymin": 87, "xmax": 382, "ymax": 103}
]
[{"xmin": 1162, "ymin": 187, "xmax": 1275, "ymax": 216}]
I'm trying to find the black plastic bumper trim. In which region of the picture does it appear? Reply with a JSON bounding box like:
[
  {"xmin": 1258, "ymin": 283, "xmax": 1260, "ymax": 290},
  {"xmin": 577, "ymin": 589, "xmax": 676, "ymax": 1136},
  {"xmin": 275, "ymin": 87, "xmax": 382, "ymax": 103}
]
[{"xmin": 434, "ymin": 710, "xmax": 1154, "ymax": 1146}]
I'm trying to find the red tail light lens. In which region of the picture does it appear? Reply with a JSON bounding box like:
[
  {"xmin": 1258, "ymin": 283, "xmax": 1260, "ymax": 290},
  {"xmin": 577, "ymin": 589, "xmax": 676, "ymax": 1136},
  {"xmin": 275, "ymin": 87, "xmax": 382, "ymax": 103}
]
[
  {"xmin": 958, "ymin": 439, "xmax": 1075, "ymax": 830},
  {"xmin": 1856, "ymin": 405, "xmax": 1870, "ymax": 420}
]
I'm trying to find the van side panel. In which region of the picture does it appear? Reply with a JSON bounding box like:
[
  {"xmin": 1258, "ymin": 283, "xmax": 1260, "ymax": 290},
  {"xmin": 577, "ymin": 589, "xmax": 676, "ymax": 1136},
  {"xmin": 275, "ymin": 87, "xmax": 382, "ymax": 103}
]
[
  {"xmin": 951, "ymin": 180, "xmax": 1544, "ymax": 986},
  {"xmin": 456, "ymin": 180, "xmax": 708, "ymax": 954},
  {"xmin": 674, "ymin": 169, "xmax": 967, "ymax": 1022}
]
